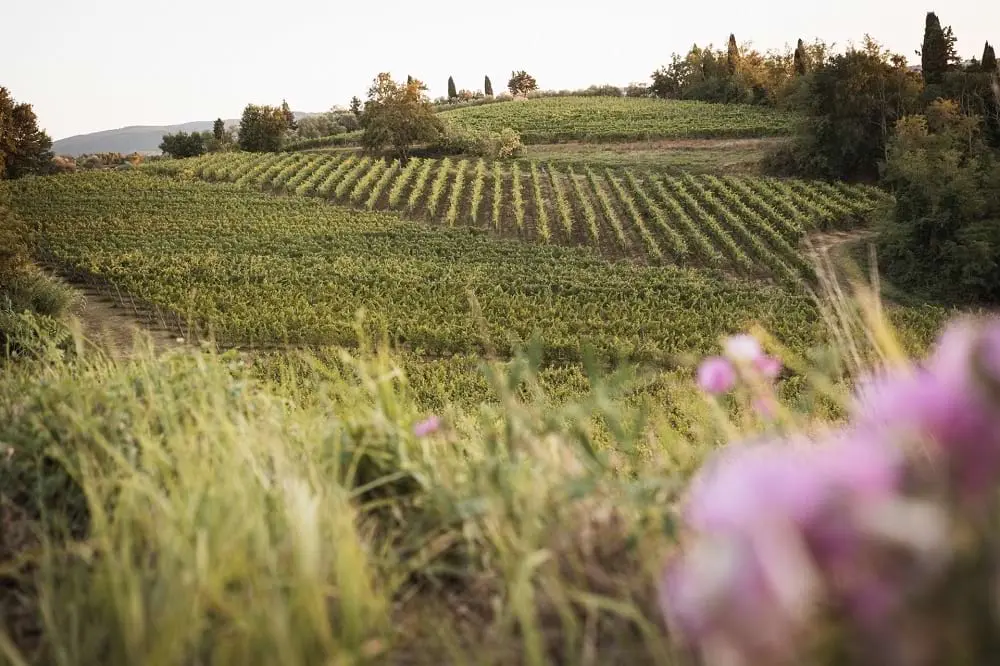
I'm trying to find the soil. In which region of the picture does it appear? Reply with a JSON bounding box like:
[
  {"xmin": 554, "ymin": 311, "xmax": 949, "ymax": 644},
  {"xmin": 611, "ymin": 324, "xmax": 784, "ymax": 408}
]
[{"xmin": 51, "ymin": 273, "xmax": 184, "ymax": 358}]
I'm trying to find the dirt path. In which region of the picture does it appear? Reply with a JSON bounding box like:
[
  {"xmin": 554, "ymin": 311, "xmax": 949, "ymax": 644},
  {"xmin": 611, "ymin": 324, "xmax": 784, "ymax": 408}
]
[
  {"xmin": 802, "ymin": 229, "xmax": 874, "ymax": 258},
  {"xmin": 51, "ymin": 274, "xmax": 185, "ymax": 358}
]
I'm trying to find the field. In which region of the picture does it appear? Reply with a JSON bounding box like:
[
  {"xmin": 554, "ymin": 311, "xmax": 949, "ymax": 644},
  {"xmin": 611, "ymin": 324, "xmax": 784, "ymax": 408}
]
[
  {"xmin": 522, "ymin": 138, "xmax": 784, "ymax": 173},
  {"xmin": 145, "ymin": 151, "xmax": 886, "ymax": 285},
  {"xmin": 437, "ymin": 96, "xmax": 799, "ymax": 143},
  {"xmin": 7, "ymin": 172, "xmax": 832, "ymax": 360},
  {"xmin": 0, "ymin": 94, "xmax": 965, "ymax": 666}
]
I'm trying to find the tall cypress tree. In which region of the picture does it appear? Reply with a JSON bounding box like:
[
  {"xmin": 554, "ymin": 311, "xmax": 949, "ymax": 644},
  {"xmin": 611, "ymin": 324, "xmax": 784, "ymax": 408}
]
[
  {"xmin": 213, "ymin": 118, "xmax": 225, "ymax": 142},
  {"xmin": 447, "ymin": 76, "xmax": 458, "ymax": 100},
  {"xmin": 726, "ymin": 34, "xmax": 740, "ymax": 75},
  {"xmin": 793, "ymin": 38, "xmax": 808, "ymax": 76},
  {"xmin": 407, "ymin": 75, "xmax": 413, "ymax": 85},
  {"xmin": 921, "ymin": 12, "xmax": 950, "ymax": 84},
  {"xmin": 983, "ymin": 42, "xmax": 998, "ymax": 72},
  {"xmin": 484, "ymin": 75, "xmax": 493, "ymax": 97}
]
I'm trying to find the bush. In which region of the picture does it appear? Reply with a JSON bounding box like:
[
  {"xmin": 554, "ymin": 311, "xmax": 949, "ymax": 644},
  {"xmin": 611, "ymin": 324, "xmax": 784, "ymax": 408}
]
[{"xmin": 429, "ymin": 125, "xmax": 525, "ymax": 160}]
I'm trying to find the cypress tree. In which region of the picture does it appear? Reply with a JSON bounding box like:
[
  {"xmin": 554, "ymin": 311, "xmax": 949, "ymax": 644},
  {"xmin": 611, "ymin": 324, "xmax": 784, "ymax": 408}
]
[
  {"xmin": 793, "ymin": 39, "xmax": 808, "ymax": 76},
  {"xmin": 983, "ymin": 42, "xmax": 998, "ymax": 72},
  {"xmin": 447, "ymin": 76, "xmax": 458, "ymax": 100},
  {"xmin": 484, "ymin": 75, "xmax": 493, "ymax": 97},
  {"xmin": 407, "ymin": 75, "xmax": 413, "ymax": 85},
  {"xmin": 213, "ymin": 118, "xmax": 225, "ymax": 142},
  {"xmin": 921, "ymin": 12, "xmax": 950, "ymax": 84},
  {"xmin": 726, "ymin": 34, "xmax": 740, "ymax": 75}
]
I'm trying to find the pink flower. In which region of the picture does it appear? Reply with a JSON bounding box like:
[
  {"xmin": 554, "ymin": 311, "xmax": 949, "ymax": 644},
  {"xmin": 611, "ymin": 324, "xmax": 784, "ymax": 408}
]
[
  {"xmin": 724, "ymin": 334, "xmax": 763, "ymax": 363},
  {"xmin": 413, "ymin": 415, "xmax": 441, "ymax": 437},
  {"xmin": 697, "ymin": 356, "xmax": 736, "ymax": 395},
  {"xmin": 660, "ymin": 528, "xmax": 819, "ymax": 664},
  {"xmin": 853, "ymin": 319, "xmax": 1000, "ymax": 501},
  {"xmin": 754, "ymin": 355, "xmax": 783, "ymax": 379}
]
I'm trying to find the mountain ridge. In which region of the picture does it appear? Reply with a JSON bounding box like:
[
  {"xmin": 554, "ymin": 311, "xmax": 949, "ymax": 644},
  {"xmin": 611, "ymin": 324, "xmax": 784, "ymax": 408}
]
[{"xmin": 53, "ymin": 112, "xmax": 318, "ymax": 156}]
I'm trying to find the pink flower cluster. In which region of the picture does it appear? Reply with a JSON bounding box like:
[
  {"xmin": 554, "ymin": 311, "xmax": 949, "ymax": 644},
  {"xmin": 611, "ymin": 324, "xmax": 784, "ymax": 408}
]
[
  {"xmin": 697, "ymin": 334, "xmax": 782, "ymax": 396},
  {"xmin": 661, "ymin": 319, "xmax": 1000, "ymax": 664}
]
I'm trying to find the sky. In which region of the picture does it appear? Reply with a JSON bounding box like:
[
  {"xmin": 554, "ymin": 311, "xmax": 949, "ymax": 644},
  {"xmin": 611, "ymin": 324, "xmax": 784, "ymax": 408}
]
[{"xmin": 6, "ymin": 1, "xmax": 998, "ymax": 140}]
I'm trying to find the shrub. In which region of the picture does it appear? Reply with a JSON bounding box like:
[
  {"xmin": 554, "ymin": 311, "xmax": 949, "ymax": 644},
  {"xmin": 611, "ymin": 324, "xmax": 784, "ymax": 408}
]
[{"xmin": 429, "ymin": 125, "xmax": 524, "ymax": 160}]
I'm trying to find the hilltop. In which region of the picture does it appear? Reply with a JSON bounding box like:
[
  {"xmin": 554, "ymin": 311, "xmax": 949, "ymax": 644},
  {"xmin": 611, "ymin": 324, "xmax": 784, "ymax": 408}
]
[{"xmin": 52, "ymin": 112, "xmax": 318, "ymax": 156}]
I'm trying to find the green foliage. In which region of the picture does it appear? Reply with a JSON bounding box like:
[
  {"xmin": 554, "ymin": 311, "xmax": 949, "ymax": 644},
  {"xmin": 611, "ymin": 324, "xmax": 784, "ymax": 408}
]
[
  {"xmin": 213, "ymin": 118, "xmax": 225, "ymax": 142},
  {"xmin": 726, "ymin": 33, "xmax": 740, "ymax": 76},
  {"xmin": 0, "ymin": 87, "xmax": 54, "ymax": 179},
  {"xmin": 238, "ymin": 104, "xmax": 292, "ymax": 152},
  {"xmin": 983, "ymin": 42, "xmax": 998, "ymax": 73},
  {"xmin": 447, "ymin": 76, "xmax": 458, "ymax": 100},
  {"xmin": 439, "ymin": 96, "xmax": 797, "ymax": 144},
  {"xmin": 508, "ymin": 70, "xmax": 539, "ymax": 96},
  {"xmin": 780, "ymin": 39, "xmax": 922, "ymax": 180},
  {"xmin": 794, "ymin": 38, "xmax": 809, "ymax": 76},
  {"xmin": 431, "ymin": 124, "xmax": 525, "ymax": 160},
  {"xmin": 144, "ymin": 150, "xmax": 881, "ymax": 280},
  {"xmin": 877, "ymin": 100, "xmax": 1000, "ymax": 302},
  {"xmin": 360, "ymin": 74, "xmax": 444, "ymax": 160},
  {"xmin": 7, "ymin": 171, "xmax": 848, "ymax": 361},
  {"xmin": 349, "ymin": 96, "xmax": 363, "ymax": 118},
  {"xmin": 158, "ymin": 131, "xmax": 209, "ymax": 158},
  {"xmin": 920, "ymin": 12, "xmax": 958, "ymax": 85},
  {"xmin": 650, "ymin": 40, "xmax": 828, "ymax": 106},
  {"xmin": 484, "ymin": 75, "xmax": 494, "ymax": 97}
]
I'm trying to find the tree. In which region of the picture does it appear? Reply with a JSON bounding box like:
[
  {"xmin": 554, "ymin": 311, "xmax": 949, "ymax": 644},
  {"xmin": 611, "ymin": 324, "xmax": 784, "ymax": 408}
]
[
  {"xmin": 159, "ymin": 131, "xmax": 208, "ymax": 158},
  {"xmin": 280, "ymin": 99, "xmax": 297, "ymax": 131},
  {"xmin": 877, "ymin": 100, "xmax": 1000, "ymax": 302},
  {"xmin": 447, "ymin": 76, "xmax": 458, "ymax": 101},
  {"xmin": 238, "ymin": 104, "xmax": 291, "ymax": 152},
  {"xmin": 349, "ymin": 96, "xmax": 363, "ymax": 119},
  {"xmin": 213, "ymin": 118, "xmax": 225, "ymax": 142},
  {"xmin": 407, "ymin": 75, "xmax": 413, "ymax": 85},
  {"xmin": 0, "ymin": 88, "xmax": 53, "ymax": 180},
  {"xmin": 794, "ymin": 38, "xmax": 809, "ymax": 76},
  {"xmin": 727, "ymin": 34, "xmax": 740, "ymax": 75},
  {"xmin": 785, "ymin": 38, "xmax": 923, "ymax": 181},
  {"xmin": 360, "ymin": 73, "xmax": 444, "ymax": 160},
  {"xmin": 984, "ymin": 42, "xmax": 998, "ymax": 73},
  {"xmin": 508, "ymin": 70, "xmax": 538, "ymax": 96},
  {"xmin": 484, "ymin": 75, "xmax": 494, "ymax": 97},
  {"xmin": 920, "ymin": 12, "xmax": 958, "ymax": 85}
]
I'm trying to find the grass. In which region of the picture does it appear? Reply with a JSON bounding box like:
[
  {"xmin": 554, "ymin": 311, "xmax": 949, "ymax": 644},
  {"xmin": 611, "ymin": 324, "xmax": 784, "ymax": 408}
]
[{"xmin": 0, "ymin": 255, "xmax": 935, "ymax": 665}]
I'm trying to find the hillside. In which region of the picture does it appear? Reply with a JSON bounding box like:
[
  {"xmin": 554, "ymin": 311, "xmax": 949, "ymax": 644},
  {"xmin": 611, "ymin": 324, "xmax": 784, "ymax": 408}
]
[
  {"xmin": 52, "ymin": 112, "xmax": 315, "ymax": 156},
  {"xmin": 437, "ymin": 96, "xmax": 799, "ymax": 143}
]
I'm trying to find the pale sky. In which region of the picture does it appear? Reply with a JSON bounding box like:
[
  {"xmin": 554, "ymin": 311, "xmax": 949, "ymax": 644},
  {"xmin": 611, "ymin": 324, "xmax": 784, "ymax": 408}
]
[{"xmin": 6, "ymin": 1, "xmax": 997, "ymax": 140}]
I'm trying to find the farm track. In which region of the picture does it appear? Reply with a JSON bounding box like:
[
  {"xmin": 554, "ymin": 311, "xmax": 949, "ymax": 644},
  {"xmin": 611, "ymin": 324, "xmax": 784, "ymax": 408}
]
[{"xmin": 42, "ymin": 265, "xmax": 185, "ymax": 358}]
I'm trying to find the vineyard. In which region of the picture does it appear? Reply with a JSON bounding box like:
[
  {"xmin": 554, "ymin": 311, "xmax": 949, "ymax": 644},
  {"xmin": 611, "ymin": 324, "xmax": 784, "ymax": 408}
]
[
  {"xmin": 6, "ymin": 172, "xmax": 836, "ymax": 362},
  {"xmin": 147, "ymin": 151, "xmax": 886, "ymax": 284},
  {"xmin": 437, "ymin": 96, "xmax": 799, "ymax": 143}
]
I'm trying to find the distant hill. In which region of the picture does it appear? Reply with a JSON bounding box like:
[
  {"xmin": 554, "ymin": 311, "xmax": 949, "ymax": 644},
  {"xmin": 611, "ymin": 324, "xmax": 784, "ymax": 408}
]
[{"xmin": 52, "ymin": 113, "xmax": 317, "ymax": 156}]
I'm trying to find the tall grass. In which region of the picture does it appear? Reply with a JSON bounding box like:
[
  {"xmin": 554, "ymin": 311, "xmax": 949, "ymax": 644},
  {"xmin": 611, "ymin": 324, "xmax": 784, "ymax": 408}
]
[{"xmin": 0, "ymin": 256, "xmax": 960, "ymax": 665}]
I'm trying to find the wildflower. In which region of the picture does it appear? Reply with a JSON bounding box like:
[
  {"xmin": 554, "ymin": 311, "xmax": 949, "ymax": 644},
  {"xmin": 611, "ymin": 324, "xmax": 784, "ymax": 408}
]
[
  {"xmin": 853, "ymin": 320, "xmax": 1000, "ymax": 501},
  {"xmin": 724, "ymin": 334, "xmax": 763, "ymax": 363},
  {"xmin": 752, "ymin": 395, "xmax": 778, "ymax": 419},
  {"xmin": 754, "ymin": 355, "xmax": 782, "ymax": 379},
  {"xmin": 697, "ymin": 356, "xmax": 736, "ymax": 395},
  {"xmin": 413, "ymin": 415, "xmax": 441, "ymax": 437},
  {"xmin": 660, "ymin": 523, "xmax": 820, "ymax": 665}
]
